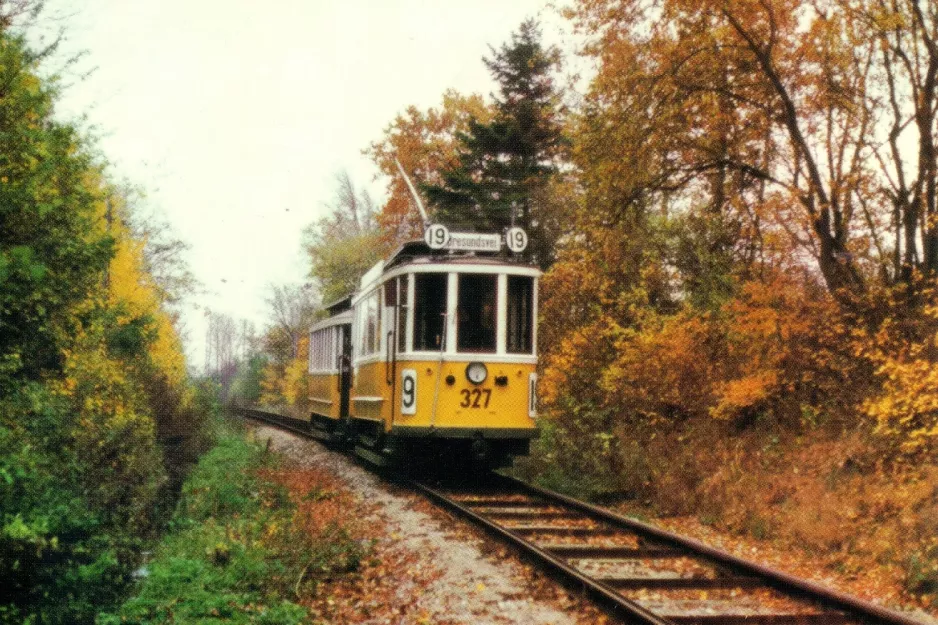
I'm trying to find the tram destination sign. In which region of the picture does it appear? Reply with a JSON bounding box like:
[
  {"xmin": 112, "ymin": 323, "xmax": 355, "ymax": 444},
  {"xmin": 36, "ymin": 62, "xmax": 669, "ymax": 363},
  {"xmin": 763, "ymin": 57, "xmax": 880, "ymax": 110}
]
[{"xmin": 425, "ymin": 224, "xmax": 528, "ymax": 253}]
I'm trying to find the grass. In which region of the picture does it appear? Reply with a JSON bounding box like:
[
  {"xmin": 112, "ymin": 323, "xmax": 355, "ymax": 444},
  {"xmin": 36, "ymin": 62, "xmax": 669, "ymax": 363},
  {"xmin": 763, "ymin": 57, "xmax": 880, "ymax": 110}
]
[{"xmin": 97, "ymin": 420, "xmax": 366, "ymax": 624}]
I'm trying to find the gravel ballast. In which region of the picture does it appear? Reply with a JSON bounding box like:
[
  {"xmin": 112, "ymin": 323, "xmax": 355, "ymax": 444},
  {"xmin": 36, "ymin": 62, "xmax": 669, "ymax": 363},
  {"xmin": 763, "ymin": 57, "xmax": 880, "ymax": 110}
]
[{"xmin": 251, "ymin": 424, "xmax": 602, "ymax": 625}]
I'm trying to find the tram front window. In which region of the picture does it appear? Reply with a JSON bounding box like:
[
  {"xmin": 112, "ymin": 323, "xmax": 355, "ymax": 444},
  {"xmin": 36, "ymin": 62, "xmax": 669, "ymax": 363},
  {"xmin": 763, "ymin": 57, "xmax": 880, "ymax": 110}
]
[
  {"xmin": 458, "ymin": 274, "xmax": 497, "ymax": 353},
  {"xmin": 414, "ymin": 273, "xmax": 447, "ymax": 350},
  {"xmin": 507, "ymin": 275, "xmax": 534, "ymax": 354}
]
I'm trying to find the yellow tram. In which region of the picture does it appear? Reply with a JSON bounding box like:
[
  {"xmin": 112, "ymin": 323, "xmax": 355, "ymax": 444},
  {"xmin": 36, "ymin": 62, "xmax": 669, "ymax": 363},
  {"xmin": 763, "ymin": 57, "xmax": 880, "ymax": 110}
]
[{"xmin": 307, "ymin": 236, "xmax": 540, "ymax": 468}]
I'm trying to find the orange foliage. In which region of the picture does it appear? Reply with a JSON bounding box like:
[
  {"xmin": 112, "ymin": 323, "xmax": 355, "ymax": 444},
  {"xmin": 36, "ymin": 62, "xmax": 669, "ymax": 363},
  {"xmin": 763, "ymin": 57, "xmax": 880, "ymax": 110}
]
[
  {"xmin": 261, "ymin": 463, "xmax": 360, "ymax": 539},
  {"xmin": 366, "ymin": 90, "xmax": 494, "ymax": 247},
  {"xmin": 712, "ymin": 276, "xmax": 852, "ymax": 423},
  {"xmin": 602, "ymin": 310, "xmax": 719, "ymax": 421},
  {"xmin": 541, "ymin": 260, "xmax": 858, "ymax": 428}
]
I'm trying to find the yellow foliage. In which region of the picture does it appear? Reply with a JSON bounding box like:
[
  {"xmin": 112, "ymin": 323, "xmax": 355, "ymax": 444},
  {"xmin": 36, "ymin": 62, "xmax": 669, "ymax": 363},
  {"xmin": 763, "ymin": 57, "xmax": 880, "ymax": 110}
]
[
  {"xmin": 148, "ymin": 309, "xmax": 187, "ymax": 386},
  {"xmin": 55, "ymin": 302, "xmax": 139, "ymax": 415},
  {"xmin": 283, "ymin": 336, "xmax": 309, "ymax": 408},
  {"xmin": 259, "ymin": 362, "xmax": 287, "ymax": 407},
  {"xmin": 858, "ymin": 305, "xmax": 938, "ymax": 453},
  {"xmin": 52, "ymin": 309, "xmax": 164, "ymax": 531},
  {"xmin": 101, "ymin": 191, "xmax": 187, "ymax": 387},
  {"xmin": 539, "ymin": 312, "xmax": 627, "ymax": 412},
  {"xmin": 259, "ymin": 336, "xmax": 310, "ymax": 419}
]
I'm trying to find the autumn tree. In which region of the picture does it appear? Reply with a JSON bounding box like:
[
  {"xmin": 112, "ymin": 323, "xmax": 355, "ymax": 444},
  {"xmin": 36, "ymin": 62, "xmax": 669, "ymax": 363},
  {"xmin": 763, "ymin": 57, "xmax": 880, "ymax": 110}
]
[
  {"xmin": 303, "ymin": 171, "xmax": 387, "ymax": 303},
  {"xmin": 264, "ymin": 282, "xmax": 318, "ymax": 363},
  {"xmin": 0, "ymin": 38, "xmax": 113, "ymax": 379},
  {"xmin": 0, "ymin": 21, "xmax": 209, "ymax": 621},
  {"xmin": 367, "ymin": 90, "xmax": 494, "ymax": 247},
  {"xmin": 424, "ymin": 19, "xmax": 567, "ymax": 267},
  {"xmin": 126, "ymin": 194, "xmax": 198, "ymax": 308},
  {"xmin": 567, "ymin": 0, "xmax": 938, "ymax": 307},
  {"xmin": 855, "ymin": 1, "xmax": 938, "ymax": 286}
]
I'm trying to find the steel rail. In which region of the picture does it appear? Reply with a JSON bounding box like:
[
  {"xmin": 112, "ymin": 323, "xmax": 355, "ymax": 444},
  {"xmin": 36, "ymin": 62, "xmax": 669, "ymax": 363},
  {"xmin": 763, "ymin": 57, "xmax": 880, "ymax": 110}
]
[
  {"xmin": 238, "ymin": 407, "xmax": 320, "ymax": 440},
  {"xmin": 491, "ymin": 473, "xmax": 927, "ymax": 625},
  {"xmin": 410, "ymin": 479, "xmax": 674, "ymax": 625}
]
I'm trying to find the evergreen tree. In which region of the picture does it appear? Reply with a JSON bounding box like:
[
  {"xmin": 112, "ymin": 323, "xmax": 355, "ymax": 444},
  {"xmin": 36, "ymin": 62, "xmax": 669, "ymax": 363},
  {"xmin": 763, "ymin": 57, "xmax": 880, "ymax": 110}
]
[{"xmin": 424, "ymin": 19, "xmax": 565, "ymax": 267}]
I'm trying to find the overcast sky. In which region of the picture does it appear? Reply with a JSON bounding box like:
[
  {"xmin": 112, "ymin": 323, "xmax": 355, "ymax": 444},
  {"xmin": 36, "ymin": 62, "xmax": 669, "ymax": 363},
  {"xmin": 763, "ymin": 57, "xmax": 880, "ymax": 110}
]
[{"xmin": 38, "ymin": 0, "xmax": 571, "ymax": 370}]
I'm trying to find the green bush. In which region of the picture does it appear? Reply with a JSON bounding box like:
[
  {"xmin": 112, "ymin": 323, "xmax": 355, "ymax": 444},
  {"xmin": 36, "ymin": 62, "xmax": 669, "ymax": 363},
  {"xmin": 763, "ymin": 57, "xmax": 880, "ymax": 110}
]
[
  {"xmin": 99, "ymin": 520, "xmax": 307, "ymax": 625},
  {"xmin": 0, "ymin": 384, "xmax": 137, "ymax": 624},
  {"xmin": 0, "ymin": 22, "xmax": 216, "ymax": 624}
]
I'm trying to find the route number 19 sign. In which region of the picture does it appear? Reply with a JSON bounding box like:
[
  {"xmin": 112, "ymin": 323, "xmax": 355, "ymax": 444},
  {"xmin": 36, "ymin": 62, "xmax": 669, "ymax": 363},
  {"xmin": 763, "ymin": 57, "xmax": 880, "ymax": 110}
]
[
  {"xmin": 424, "ymin": 223, "xmax": 528, "ymax": 254},
  {"xmin": 505, "ymin": 227, "xmax": 528, "ymax": 253}
]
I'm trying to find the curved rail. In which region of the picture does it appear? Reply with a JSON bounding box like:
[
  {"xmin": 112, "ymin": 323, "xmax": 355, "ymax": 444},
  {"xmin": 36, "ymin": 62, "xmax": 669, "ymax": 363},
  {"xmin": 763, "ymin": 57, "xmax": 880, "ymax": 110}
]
[
  {"xmin": 497, "ymin": 474, "xmax": 927, "ymax": 625},
  {"xmin": 415, "ymin": 473, "xmax": 928, "ymax": 625}
]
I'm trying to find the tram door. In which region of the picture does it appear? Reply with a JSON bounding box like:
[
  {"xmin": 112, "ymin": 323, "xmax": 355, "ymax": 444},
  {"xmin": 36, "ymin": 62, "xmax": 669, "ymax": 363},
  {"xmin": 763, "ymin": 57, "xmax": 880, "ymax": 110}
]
[{"xmin": 338, "ymin": 324, "xmax": 352, "ymax": 418}]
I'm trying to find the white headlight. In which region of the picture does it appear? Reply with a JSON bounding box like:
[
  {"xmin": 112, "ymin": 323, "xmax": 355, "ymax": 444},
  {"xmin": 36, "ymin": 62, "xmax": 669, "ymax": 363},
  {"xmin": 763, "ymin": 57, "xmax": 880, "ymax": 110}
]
[{"xmin": 466, "ymin": 362, "xmax": 487, "ymax": 385}]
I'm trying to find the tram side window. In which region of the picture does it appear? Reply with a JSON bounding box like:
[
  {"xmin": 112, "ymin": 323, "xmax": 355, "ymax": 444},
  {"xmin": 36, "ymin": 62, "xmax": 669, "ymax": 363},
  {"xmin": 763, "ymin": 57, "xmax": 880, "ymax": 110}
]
[
  {"xmin": 368, "ymin": 291, "xmax": 380, "ymax": 355},
  {"xmin": 310, "ymin": 327, "xmax": 337, "ymax": 371},
  {"xmin": 308, "ymin": 331, "xmax": 315, "ymax": 372},
  {"xmin": 397, "ymin": 275, "xmax": 409, "ymax": 353},
  {"xmin": 356, "ymin": 290, "xmax": 381, "ymax": 357},
  {"xmin": 414, "ymin": 273, "xmax": 447, "ymax": 351},
  {"xmin": 458, "ymin": 274, "xmax": 497, "ymax": 353},
  {"xmin": 507, "ymin": 275, "xmax": 534, "ymax": 354},
  {"xmin": 356, "ymin": 304, "xmax": 365, "ymax": 355}
]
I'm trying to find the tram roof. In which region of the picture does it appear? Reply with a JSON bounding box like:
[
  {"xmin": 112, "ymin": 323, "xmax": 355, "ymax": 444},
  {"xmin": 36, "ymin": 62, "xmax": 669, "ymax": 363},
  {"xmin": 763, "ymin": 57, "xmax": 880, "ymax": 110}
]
[
  {"xmin": 322, "ymin": 294, "xmax": 352, "ymax": 315},
  {"xmin": 309, "ymin": 308, "xmax": 352, "ymax": 333}
]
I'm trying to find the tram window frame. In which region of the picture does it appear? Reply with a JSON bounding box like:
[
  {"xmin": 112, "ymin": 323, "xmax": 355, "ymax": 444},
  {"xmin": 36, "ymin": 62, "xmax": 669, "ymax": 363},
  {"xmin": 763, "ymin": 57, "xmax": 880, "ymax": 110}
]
[
  {"xmin": 397, "ymin": 274, "xmax": 409, "ymax": 353},
  {"xmin": 309, "ymin": 326, "xmax": 338, "ymax": 372},
  {"xmin": 371, "ymin": 291, "xmax": 381, "ymax": 355},
  {"xmin": 413, "ymin": 273, "xmax": 447, "ymax": 351},
  {"xmin": 356, "ymin": 290, "xmax": 382, "ymax": 358},
  {"xmin": 457, "ymin": 273, "xmax": 498, "ymax": 354},
  {"xmin": 506, "ymin": 275, "xmax": 534, "ymax": 354},
  {"xmin": 316, "ymin": 330, "xmax": 322, "ymax": 369},
  {"xmin": 308, "ymin": 330, "xmax": 315, "ymax": 373},
  {"xmin": 313, "ymin": 331, "xmax": 320, "ymax": 369}
]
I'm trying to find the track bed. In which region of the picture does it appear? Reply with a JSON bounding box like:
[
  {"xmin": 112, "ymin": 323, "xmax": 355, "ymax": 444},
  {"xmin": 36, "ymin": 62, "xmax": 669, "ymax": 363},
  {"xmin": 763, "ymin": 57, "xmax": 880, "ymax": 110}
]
[{"xmin": 240, "ymin": 407, "xmax": 927, "ymax": 625}]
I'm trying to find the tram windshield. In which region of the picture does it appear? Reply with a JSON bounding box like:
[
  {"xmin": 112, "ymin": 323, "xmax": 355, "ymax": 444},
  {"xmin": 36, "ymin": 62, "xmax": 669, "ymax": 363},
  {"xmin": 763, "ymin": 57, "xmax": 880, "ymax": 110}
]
[
  {"xmin": 457, "ymin": 274, "xmax": 497, "ymax": 353},
  {"xmin": 409, "ymin": 271, "xmax": 535, "ymax": 355},
  {"xmin": 507, "ymin": 275, "xmax": 534, "ymax": 354},
  {"xmin": 414, "ymin": 273, "xmax": 447, "ymax": 350}
]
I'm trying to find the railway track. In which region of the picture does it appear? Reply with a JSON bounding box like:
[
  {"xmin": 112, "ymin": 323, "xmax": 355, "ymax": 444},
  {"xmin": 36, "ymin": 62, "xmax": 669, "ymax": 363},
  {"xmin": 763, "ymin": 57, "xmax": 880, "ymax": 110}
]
[
  {"xmin": 415, "ymin": 475, "xmax": 928, "ymax": 625},
  {"xmin": 239, "ymin": 407, "xmax": 928, "ymax": 625}
]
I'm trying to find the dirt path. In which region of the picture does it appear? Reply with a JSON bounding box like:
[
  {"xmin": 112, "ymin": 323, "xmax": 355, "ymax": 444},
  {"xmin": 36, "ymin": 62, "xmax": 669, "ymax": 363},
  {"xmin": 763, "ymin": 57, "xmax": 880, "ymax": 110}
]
[{"xmin": 251, "ymin": 425, "xmax": 609, "ymax": 625}]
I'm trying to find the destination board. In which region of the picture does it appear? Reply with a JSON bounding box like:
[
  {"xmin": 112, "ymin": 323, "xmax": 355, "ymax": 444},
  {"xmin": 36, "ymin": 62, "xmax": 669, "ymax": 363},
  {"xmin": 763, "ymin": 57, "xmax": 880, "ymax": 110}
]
[{"xmin": 424, "ymin": 224, "xmax": 527, "ymax": 253}]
